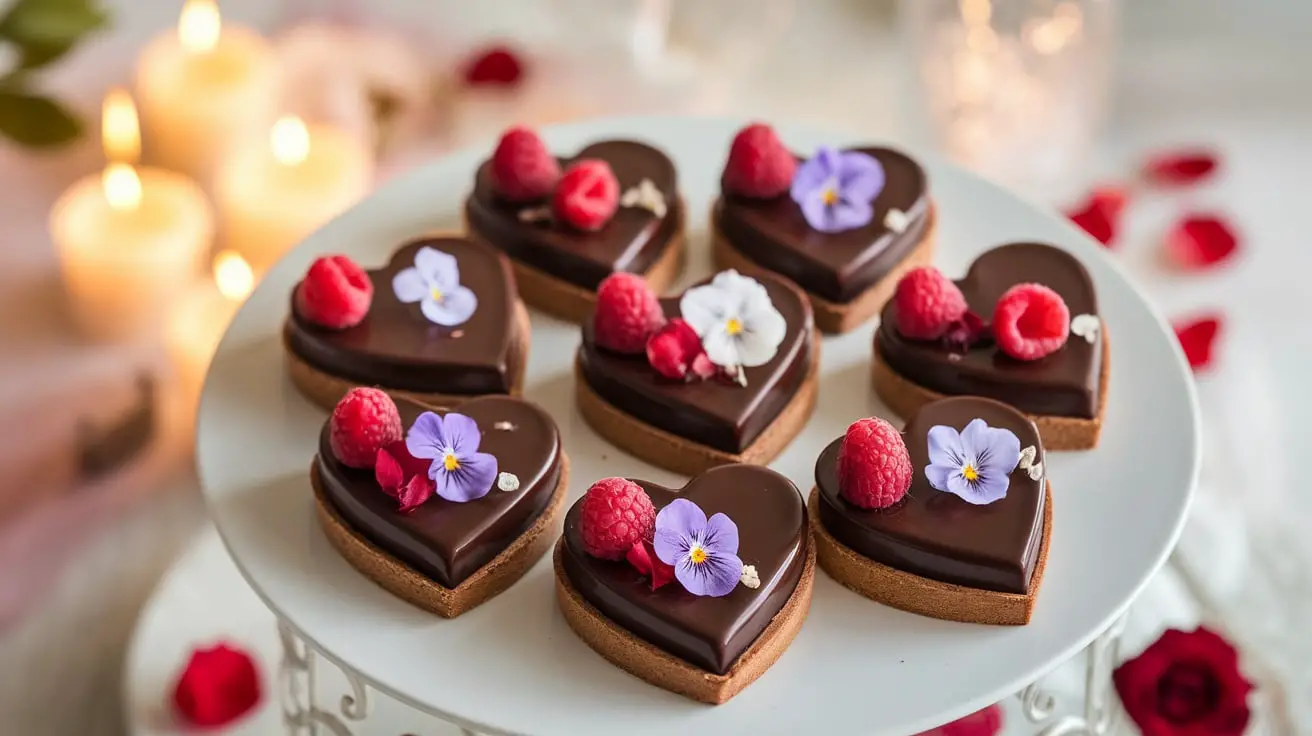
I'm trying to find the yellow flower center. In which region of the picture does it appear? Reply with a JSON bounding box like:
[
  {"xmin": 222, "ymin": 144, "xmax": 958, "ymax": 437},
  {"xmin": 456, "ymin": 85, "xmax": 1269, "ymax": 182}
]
[
  {"xmin": 725, "ymin": 318, "xmax": 743, "ymax": 336},
  {"xmin": 430, "ymin": 286, "xmax": 444, "ymax": 302},
  {"xmin": 821, "ymin": 186, "xmax": 839, "ymax": 206},
  {"xmin": 962, "ymin": 464, "xmax": 978, "ymax": 482},
  {"xmin": 689, "ymin": 545, "xmax": 707, "ymax": 565},
  {"xmin": 444, "ymin": 453, "xmax": 460, "ymax": 472}
]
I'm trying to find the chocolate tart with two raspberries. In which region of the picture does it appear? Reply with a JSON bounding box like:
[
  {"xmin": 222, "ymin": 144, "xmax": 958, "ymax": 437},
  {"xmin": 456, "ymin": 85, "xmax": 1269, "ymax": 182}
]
[
  {"xmin": 873, "ymin": 242, "xmax": 1109, "ymax": 450},
  {"xmin": 574, "ymin": 267, "xmax": 820, "ymax": 476},
  {"xmin": 711, "ymin": 123, "xmax": 937, "ymax": 334},
  {"xmin": 811, "ymin": 396, "xmax": 1051, "ymax": 625},
  {"xmin": 464, "ymin": 127, "xmax": 686, "ymax": 324},
  {"xmin": 554, "ymin": 466, "xmax": 814, "ymax": 704},
  {"xmin": 284, "ymin": 236, "xmax": 531, "ymax": 411},
  {"xmin": 311, "ymin": 388, "xmax": 570, "ymax": 618}
]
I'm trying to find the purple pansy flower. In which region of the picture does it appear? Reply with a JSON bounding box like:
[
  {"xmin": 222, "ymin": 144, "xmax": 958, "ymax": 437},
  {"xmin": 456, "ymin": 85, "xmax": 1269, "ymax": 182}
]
[
  {"xmin": 924, "ymin": 418, "xmax": 1022, "ymax": 505},
  {"xmin": 653, "ymin": 499, "xmax": 744, "ymax": 597},
  {"xmin": 790, "ymin": 146, "xmax": 886, "ymax": 233},
  {"xmin": 405, "ymin": 411, "xmax": 497, "ymax": 503},
  {"xmin": 392, "ymin": 246, "xmax": 478, "ymax": 326}
]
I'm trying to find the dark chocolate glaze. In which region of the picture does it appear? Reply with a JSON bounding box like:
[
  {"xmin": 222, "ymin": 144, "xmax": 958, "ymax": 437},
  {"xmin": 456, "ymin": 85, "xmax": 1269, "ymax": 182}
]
[
  {"xmin": 316, "ymin": 396, "xmax": 562, "ymax": 589},
  {"xmin": 577, "ymin": 273, "xmax": 814, "ymax": 453},
  {"xmin": 816, "ymin": 397, "xmax": 1046, "ymax": 594},
  {"xmin": 876, "ymin": 242, "xmax": 1103, "ymax": 418},
  {"xmin": 714, "ymin": 147, "xmax": 931, "ymax": 303},
  {"xmin": 285, "ymin": 237, "xmax": 523, "ymax": 395},
  {"xmin": 465, "ymin": 140, "xmax": 682, "ymax": 292},
  {"xmin": 561, "ymin": 465, "xmax": 806, "ymax": 675}
]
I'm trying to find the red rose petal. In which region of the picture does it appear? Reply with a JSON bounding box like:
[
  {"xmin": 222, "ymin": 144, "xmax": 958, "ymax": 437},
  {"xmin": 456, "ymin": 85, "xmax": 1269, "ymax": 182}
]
[
  {"xmin": 625, "ymin": 539, "xmax": 674, "ymax": 590},
  {"xmin": 375, "ymin": 446, "xmax": 406, "ymax": 495},
  {"xmin": 647, "ymin": 318, "xmax": 711, "ymax": 381},
  {"xmin": 1174, "ymin": 314, "xmax": 1223, "ymax": 372},
  {"xmin": 1143, "ymin": 149, "xmax": 1219, "ymax": 187},
  {"xmin": 172, "ymin": 643, "xmax": 262, "ymax": 728},
  {"xmin": 1113, "ymin": 627, "xmax": 1253, "ymax": 736},
  {"xmin": 915, "ymin": 703, "xmax": 1004, "ymax": 736},
  {"xmin": 1166, "ymin": 214, "xmax": 1240, "ymax": 270},
  {"xmin": 396, "ymin": 474, "xmax": 435, "ymax": 513},
  {"xmin": 461, "ymin": 45, "xmax": 525, "ymax": 87},
  {"xmin": 376, "ymin": 441, "xmax": 435, "ymax": 512},
  {"xmin": 1065, "ymin": 186, "xmax": 1127, "ymax": 248}
]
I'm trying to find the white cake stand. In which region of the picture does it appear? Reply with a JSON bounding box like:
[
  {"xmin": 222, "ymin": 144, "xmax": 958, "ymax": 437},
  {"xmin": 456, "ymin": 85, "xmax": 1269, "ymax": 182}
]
[{"xmin": 197, "ymin": 116, "xmax": 1200, "ymax": 736}]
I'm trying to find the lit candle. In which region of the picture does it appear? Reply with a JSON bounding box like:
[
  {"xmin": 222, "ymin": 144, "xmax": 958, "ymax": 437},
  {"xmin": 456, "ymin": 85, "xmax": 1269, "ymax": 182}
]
[
  {"xmin": 51, "ymin": 90, "xmax": 214, "ymax": 341},
  {"xmin": 215, "ymin": 115, "xmax": 372, "ymax": 275},
  {"xmin": 134, "ymin": 0, "xmax": 279, "ymax": 183},
  {"xmin": 166, "ymin": 250, "xmax": 254, "ymax": 414}
]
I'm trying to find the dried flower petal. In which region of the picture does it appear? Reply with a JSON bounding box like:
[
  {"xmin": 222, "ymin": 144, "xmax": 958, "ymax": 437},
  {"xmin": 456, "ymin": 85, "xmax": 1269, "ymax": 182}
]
[
  {"xmin": 1166, "ymin": 214, "xmax": 1240, "ymax": 270},
  {"xmin": 1143, "ymin": 149, "xmax": 1219, "ymax": 187},
  {"xmin": 941, "ymin": 310, "xmax": 991, "ymax": 353},
  {"xmin": 1174, "ymin": 314, "xmax": 1223, "ymax": 372},
  {"xmin": 497, "ymin": 472, "xmax": 520, "ymax": 492},
  {"xmin": 884, "ymin": 208, "xmax": 910, "ymax": 233},
  {"xmin": 740, "ymin": 565, "xmax": 761, "ymax": 589}
]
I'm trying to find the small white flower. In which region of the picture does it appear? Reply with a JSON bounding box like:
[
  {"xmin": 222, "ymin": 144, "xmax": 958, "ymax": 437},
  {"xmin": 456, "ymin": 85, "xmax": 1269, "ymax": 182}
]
[
  {"xmin": 679, "ymin": 270, "xmax": 787, "ymax": 373},
  {"xmin": 1070, "ymin": 314, "xmax": 1100, "ymax": 344},
  {"xmin": 884, "ymin": 208, "xmax": 910, "ymax": 233},
  {"xmin": 497, "ymin": 472, "xmax": 520, "ymax": 492},
  {"xmin": 740, "ymin": 565, "xmax": 760, "ymax": 589},
  {"xmin": 493, "ymin": 421, "xmax": 516, "ymax": 431},
  {"xmin": 518, "ymin": 206, "xmax": 553, "ymax": 224},
  {"xmin": 1027, "ymin": 462, "xmax": 1044, "ymax": 481},
  {"xmin": 620, "ymin": 178, "xmax": 667, "ymax": 218}
]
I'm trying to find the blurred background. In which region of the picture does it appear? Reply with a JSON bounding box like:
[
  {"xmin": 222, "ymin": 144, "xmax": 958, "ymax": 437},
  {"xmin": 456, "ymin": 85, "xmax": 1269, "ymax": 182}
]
[{"xmin": 0, "ymin": 0, "xmax": 1308, "ymax": 733}]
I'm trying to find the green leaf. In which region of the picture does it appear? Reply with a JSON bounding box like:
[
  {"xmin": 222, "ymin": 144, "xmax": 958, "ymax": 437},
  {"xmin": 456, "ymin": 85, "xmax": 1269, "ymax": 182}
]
[
  {"xmin": 0, "ymin": 0, "xmax": 108, "ymax": 52},
  {"xmin": 17, "ymin": 39, "xmax": 78, "ymax": 70},
  {"xmin": 0, "ymin": 89, "xmax": 81, "ymax": 148}
]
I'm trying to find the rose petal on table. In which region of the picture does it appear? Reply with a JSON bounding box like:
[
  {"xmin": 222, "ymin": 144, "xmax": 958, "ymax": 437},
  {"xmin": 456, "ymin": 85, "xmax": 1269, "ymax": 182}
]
[
  {"xmin": 461, "ymin": 45, "xmax": 525, "ymax": 87},
  {"xmin": 1112, "ymin": 627, "xmax": 1253, "ymax": 736},
  {"xmin": 1173, "ymin": 314, "xmax": 1224, "ymax": 372},
  {"xmin": 172, "ymin": 642, "xmax": 262, "ymax": 728},
  {"xmin": 1166, "ymin": 214, "xmax": 1240, "ymax": 270},
  {"xmin": 1142, "ymin": 148, "xmax": 1219, "ymax": 186},
  {"xmin": 914, "ymin": 702, "xmax": 1004, "ymax": 736},
  {"xmin": 1065, "ymin": 186, "xmax": 1128, "ymax": 248}
]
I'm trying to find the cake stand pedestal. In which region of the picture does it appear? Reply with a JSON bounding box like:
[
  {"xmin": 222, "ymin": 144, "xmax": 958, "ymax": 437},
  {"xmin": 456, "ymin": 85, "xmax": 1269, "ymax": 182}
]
[{"xmin": 274, "ymin": 612, "xmax": 1130, "ymax": 736}]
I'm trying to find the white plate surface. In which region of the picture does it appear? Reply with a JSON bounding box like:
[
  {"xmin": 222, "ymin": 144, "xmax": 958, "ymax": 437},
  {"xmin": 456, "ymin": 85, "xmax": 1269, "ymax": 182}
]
[{"xmin": 197, "ymin": 116, "xmax": 1199, "ymax": 736}]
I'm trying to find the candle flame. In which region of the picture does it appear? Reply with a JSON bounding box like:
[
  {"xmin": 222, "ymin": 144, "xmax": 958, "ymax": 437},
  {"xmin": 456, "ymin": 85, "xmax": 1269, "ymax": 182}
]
[
  {"xmin": 214, "ymin": 250, "xmax": 254, "ymax": 301},
  {"xmin": 102, "ymin": 88, "xmax": 140, "ymax": 163},
  {"xmin": 270, "ymin": 115, "xmax": 310, "ymax": 166},
  {"xmin": 103, "ymin": 163, "xmax": 142, "ymax": 212},
  {"xmin": 179, "ymin": 0, "xmax": 221, "ymax": 54}
]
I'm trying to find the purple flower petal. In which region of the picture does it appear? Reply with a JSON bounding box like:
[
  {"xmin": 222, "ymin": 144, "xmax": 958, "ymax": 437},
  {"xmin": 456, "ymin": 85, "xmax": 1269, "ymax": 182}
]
[
  {"xmin": 675, "ymin": 550, "xmax": 743, "ymax": 597},
  {"xmin": 699, "ymin": 513, "xmax": 740, "ymax": 557},
  {"xmin": 653, "ymin": 499, "xmax": 706, "ymax": 565},
  {"xmin": 405, "ymin": 412, "xmax": 445, "ymax": 460},
  {"xmin": 825, "ymin": 198, "xmax": 874, "ymax": 233},
  {"xmin": 927, "ymin": 418, "xmax": 1023, "ymax": 505},
  {"xmin": 421, "ymin": 285, "xmax": 478, "ymax": 326},
  {"xmin": 945, "ymin": 471, "xmax": 972, "ymax": 499},
  {"xmin": 836, "ymin": 151, "xmax": 885, "ymax": 203},
  {"xmin": 926, "ymin": 425, "xmax": 964, "ymax": 468},
  {"xmin": 797, "ymin": 190, "xmax": 833, "ymax": 232},
  {"xmin": 925, "ymin": 463, "xmax": 954, "ymax": 492},
  {"xmin": 415, "ymin": 247, "xmax": 460, "ymax": 293},
  {"xmin": 435, "ymin": 451, "xmax": 497, "ymax": 502},
  {"xmin": 392, "ymin": 268, "xmax": 428, "ymax": 303},
  {"xmin": 440, "ymin": 412, "xmax": 482, "ymax": 456},
  {"xmin": 960, "ymin": 471, "xmax": 1009, "ymax": 506},
  {"xmin": 789, "ymin": 147, "xmax": 838, "ymax": 203}
]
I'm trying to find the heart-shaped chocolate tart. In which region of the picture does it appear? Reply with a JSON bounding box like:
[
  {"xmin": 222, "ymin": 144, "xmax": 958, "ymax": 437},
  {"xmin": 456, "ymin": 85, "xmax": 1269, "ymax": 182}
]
[
  {"xmin": 575, "ymin": 270, "xmax": 818, "ymax": 476},
  {"xmin": 555, "ymin": 464, "xmax": 814, "ymax": 703},
  {"xmin": 873, "ymin": 242, "xmax": 1107, "ymax": 450},
  {"xmin": 313, "ymin": 395, "xmax": 568, "ymax": 618},
  {"xmin": 284, "ymin": 237, "xmax": 529, "ymax": 410},
  {"xmin": 811, "ymin": 397, "xmax": 1051, "ymax": 625},
  {"xmin": 713, "ymin": 146, "xmax": 935, "ymax": 334},
  {"xmin": 465, "ymin": 139, "xmax": 686, "ymax": 323}
]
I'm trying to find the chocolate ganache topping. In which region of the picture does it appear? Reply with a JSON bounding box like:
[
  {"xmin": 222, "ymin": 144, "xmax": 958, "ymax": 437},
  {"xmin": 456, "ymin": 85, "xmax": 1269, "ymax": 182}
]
[
  {"xmin": 561, "ymin": 464, "xmax": 806, "ymax": 675},
  {"xmin": 465, "ymin": 140, "xmax": 682, "ymax": 292},
  {"xmin": 315, "ymin": 396, "xmax": 562, "ymax": 589},
  {"xmin": 576, "ymin": 272, "xmax": 814, "ymax": 454},
  {"xmin": 285, "ymin": 237, "xmax": 524, "ymax": 395},
  {"xmin": 876, "ymin": 242, "xmax": 1103, "ymax": 418},
  {"xmin": 715, "ymin": 146, "xmax": 931, "ymax": 303},
  {"xmin": 816, "ymin": 397, "xmax": 1047, "ymax": 594}
]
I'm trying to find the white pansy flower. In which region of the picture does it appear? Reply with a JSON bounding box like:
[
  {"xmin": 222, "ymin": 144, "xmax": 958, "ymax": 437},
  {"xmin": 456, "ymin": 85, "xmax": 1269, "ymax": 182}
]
[{"xmin": 679, "ymin": 270, "xmax": 787, "ymax": 371}]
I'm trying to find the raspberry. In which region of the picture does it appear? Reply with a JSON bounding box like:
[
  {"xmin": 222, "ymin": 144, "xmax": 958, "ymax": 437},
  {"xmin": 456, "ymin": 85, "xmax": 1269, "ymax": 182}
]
[
  {"xmin": 329, "ymin": 388, "xmax": 403, "ymax": 469},
  {"xmin": 893, "ymin": 266, "xmax": 968, "ymax": 340},
  {"xmin": 577, "ymin": 477, "xmax": 657, "ymax": 560},
  {"xmin": 593, "ymin": 273, "xmax": 665, "ymax": 354},
  {"xmin": 992, "ymin": 283, "xmax": 1071, "ymax": 361},
  {"xmin": 296, "ymin": 255, "xmax": 374, "ymax": 329},
  {"xmin": 837, "ymin": 417, "xmax": 912, "ymax": 510},
  {"xmin": 553, "ymin": 159, "xmax": 619, "ymax": 231},
  {"xmin": 490, "ymin": 127, "xmax": 560, "ymax": 202},
  {"xmin": 722, "ymin": 123, "xmax": 796, "ymax": 199}
]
